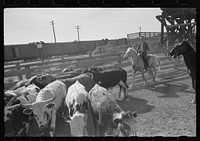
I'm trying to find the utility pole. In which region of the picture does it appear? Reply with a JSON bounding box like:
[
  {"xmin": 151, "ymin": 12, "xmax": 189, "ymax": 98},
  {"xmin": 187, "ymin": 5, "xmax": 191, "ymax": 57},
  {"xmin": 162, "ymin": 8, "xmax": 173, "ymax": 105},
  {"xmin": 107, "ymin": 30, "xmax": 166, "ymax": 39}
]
[
  {"xmin": 75, "ymin": 25, "xmax": 81, "ymax": 41},
  {"xmin": 50, "ymin": 20, "xmax": 57, "ymax": 43}
]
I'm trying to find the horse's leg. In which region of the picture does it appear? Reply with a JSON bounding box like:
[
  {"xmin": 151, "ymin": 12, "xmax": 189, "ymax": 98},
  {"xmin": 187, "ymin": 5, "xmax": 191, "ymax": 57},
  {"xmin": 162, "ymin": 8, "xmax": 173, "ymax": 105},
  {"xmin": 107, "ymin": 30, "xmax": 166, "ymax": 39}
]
[
  {"xmin": 130, "ymin": 69, "xmax": 136, "ymax": 89},
  {"xmin": 141, "ymin": 70, "xmax": 147, "ymax": 85},
  {"xmin": 152, "ymin": 66, "xmax": 157, "ymax": 82},
  {"xmin": 192, "ymin": 78, "xmax": 196, "ymax": 104}
]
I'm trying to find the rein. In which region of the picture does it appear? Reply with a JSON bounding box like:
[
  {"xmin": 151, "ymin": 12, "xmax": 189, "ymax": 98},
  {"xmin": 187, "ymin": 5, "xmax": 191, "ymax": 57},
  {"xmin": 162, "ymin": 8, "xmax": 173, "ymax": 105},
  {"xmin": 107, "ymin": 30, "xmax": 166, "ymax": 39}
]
[
  {"xmin": 182, "ymin": 50, "xmax": 195, "ymax": 57},
  {"xmin": 175, "ymin": 43, "xmax": 195, "ymax": 57},
  {"xmin": 130, "ymin": 51, "xmax": 140, "ymax": 67}
]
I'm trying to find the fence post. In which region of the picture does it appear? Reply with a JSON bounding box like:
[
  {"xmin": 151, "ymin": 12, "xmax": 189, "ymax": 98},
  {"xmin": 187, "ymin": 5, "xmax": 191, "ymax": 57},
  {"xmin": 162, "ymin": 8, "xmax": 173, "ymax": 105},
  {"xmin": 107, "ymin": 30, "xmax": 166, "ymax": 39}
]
[
  {"xmin": 89, "ymin": 50, "xmax": 92, "ymax": 58},
  {"xmin": 117, "ymin": 54, "xmax": 121, "ymax": 64},
  {"xmin": 25, "ymin": 65, "xmax": 31, "ymax": 79},
  {"xmin": 16, "ymin": 62, "xmax": 20, "ymax": 69}
]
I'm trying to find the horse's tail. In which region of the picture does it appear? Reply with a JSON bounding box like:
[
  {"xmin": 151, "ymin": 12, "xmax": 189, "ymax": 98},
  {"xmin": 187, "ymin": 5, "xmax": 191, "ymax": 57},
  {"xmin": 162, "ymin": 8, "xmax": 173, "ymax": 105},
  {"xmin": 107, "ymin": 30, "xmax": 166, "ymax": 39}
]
[{"xmin": 157, "ymin": 57, "xmax": 161, "ymax": 71}]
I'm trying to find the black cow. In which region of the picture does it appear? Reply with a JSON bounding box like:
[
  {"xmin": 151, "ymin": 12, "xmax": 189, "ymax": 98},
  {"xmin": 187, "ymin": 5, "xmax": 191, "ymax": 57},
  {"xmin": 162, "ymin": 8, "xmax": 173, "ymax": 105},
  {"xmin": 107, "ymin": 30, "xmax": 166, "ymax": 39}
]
[
  {"xmin": 4, "ymin": 95, "xmax": 29, "ymax": 136},
  {"xmin": 83, "ymin": 67, "xmax": 129, "ymax": 100},
  {"xmin": 170, "ymin": 40, "xmax": 196, "ymax": 103}
]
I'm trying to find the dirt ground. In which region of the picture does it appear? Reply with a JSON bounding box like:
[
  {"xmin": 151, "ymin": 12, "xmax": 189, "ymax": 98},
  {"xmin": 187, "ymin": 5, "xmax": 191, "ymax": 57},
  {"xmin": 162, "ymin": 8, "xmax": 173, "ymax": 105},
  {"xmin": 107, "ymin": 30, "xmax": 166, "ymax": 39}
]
[{"xmin": 53, "ymin": 66, "xmax": 196, "ymax": 137}]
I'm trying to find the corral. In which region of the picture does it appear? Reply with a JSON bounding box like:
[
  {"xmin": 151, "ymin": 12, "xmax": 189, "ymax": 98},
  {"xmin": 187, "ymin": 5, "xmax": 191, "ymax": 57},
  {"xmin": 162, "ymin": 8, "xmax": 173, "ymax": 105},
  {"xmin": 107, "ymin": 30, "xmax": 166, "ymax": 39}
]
[{"xmin": 4, "ymin": 44, "xmax": 196, "ymax": 136}]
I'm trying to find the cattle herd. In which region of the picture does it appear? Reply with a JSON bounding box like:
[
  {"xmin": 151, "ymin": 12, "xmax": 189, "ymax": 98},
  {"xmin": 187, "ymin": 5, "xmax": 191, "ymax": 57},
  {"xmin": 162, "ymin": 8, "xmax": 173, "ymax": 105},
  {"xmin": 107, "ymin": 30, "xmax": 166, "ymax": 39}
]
[{"xmin": 4, "ymin": 66, "xmax": 137, "ymax": 137}]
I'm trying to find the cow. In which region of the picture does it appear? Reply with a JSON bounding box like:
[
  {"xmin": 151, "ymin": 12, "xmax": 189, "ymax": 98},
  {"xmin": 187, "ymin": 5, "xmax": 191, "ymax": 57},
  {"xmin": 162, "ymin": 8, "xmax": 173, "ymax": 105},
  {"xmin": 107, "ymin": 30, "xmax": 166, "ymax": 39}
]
[
  {"xmin": 61, "ymin": 73, "xmax": 95, "ymax": 93},
  {"xmin": 60, "ymin": 73, "xmax": 95, "ymax": 121},
  {"xmin": 13, "ymin": 80, "xmax": 66, "ymax": 137},
  {"xmin": 88, "ymin": 84, "xmax": 137, "ymax": 136},
  {"xmin": 5, "ymin": 84, "xmax": 40, "ymax": 105},
  {"xmin": 82, "ymin": 67, "xmax": 129, "ymax": 100},
  {"xmin": 65, "ymin": 80, "xmax": 90, "ymax": 136},
  {"xmin": 4, "ymin": 84, "xmax": 40, "ymax": 137},
  {"xmin": 24, "ymin": 73, "xmax": 56, "ymax": 89}
]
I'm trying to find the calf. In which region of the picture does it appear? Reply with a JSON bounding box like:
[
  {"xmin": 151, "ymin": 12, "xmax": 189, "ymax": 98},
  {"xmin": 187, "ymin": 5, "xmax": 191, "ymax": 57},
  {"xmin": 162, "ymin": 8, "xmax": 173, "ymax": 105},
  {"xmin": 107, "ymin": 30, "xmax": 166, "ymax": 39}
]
[
  {"xmin": 83, "ymin": 67, "xmax": 129, "ymax": 100},
  {"xmin": 88, "ymin": 84, "xmax": 137, "ymax": 136},
  {"xmin": 65, "ymin": 81, "xmax": 89, "ymax": 136},
  {"xmin": 19, "ymin": 80, "xmax": 66, "ymax": 136}
]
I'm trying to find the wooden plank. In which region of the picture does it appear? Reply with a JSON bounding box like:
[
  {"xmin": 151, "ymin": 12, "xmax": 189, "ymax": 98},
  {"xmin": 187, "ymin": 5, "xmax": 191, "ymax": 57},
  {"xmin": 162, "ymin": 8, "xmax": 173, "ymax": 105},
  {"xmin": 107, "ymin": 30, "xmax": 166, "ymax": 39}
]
[
  {"xmin": 166, "ymin": 22, "xmax": 196, "ymax": 28},
  {"xmin": 4, "ymin": 68, "xmax": 29, "ymax": 78},
  {"xmin": 4, "ymin": 82, "xmax": 17, "ymax": 90}
]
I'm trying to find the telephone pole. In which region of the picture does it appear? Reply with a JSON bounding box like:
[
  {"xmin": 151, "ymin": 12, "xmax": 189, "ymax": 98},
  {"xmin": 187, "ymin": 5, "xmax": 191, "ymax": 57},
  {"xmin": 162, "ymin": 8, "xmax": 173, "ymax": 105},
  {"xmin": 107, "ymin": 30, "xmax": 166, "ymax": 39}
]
[
  {"xmin": 75, "ymin": 25, "xmax": 81, "ymax": 41},
  {"xmin": 50, "ymin": 20, "xmax": 57, "ymax": 43}
]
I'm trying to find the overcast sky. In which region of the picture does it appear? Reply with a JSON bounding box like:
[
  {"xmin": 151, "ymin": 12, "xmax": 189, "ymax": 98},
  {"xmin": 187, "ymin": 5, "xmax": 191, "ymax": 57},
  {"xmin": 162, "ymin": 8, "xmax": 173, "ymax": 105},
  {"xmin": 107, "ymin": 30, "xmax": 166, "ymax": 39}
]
[{"xmin": 4, "ymin": 8, "xmax": 162, "ymax": 45}]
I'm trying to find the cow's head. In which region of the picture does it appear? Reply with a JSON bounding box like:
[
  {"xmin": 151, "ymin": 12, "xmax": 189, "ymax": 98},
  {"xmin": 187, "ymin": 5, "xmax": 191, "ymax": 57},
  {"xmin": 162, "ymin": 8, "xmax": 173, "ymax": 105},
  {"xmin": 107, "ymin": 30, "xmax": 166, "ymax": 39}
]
[
  {"xmin": 106, "ymin": 111, "xmax": 137, "ymax": 136},
  {"xmin": 36, "ymin": 74, "xmax": 56, "ymax": 87},
  {"xmin": 22, "ymin": 97, "xmax": 55, "ymax": 132},
  {"xmin": 67, "ymin": 112, "xmax": 87, "ymax": 136}
]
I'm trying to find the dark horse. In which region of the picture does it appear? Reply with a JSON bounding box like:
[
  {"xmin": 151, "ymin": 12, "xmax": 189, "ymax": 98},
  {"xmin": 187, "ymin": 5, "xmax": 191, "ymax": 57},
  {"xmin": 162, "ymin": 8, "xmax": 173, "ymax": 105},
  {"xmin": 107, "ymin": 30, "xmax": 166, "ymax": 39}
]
[{"xmin": 169, "ymin": 40, "xmax": 196, "ymax": 104}]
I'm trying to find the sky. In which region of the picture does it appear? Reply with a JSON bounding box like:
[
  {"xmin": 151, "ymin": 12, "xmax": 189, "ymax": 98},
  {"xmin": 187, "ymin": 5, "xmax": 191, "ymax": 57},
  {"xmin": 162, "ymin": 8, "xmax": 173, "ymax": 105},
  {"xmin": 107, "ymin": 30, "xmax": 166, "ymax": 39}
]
[{"xmin": 4, "ymin": 8, "xmax": 163, "ymax": 45}]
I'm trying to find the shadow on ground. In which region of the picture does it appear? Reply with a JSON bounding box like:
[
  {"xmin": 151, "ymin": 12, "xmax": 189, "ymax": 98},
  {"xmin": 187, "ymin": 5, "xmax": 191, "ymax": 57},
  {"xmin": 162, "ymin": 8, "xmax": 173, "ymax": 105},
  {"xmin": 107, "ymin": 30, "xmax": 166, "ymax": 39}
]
[
  {"xmin": 128, "ymin": 69, "xmax": 191, "ymax": 92},
  {"xmin": 148, "ymin": 82, "xmax": 194, "ymax": 98},
  {"xmin": 117, "ymin": 96, "xmax": 155, "ymax": 114}
]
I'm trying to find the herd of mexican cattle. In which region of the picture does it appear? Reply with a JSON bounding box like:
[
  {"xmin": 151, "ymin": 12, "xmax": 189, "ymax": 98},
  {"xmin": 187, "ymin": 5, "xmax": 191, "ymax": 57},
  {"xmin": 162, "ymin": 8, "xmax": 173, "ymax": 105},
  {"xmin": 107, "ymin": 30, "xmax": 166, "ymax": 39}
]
[
  {"xmin": 4, "ymin": 66, "xmax": 137, "ymax": 137},
  {"xmin": 4, "ymin": 41, "xmax": 196, "ymax": 137}
]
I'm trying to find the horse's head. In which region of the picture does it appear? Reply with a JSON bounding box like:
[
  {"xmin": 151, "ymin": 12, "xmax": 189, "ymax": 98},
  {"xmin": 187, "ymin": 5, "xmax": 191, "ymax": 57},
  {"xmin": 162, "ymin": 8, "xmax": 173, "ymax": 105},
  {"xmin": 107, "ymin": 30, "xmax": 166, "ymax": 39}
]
[
  {"xmin": 123, "ymin": 47, "xmax": 137, "ymax": 60},
  {"xmin": 170, "ymin": 40, "xmax": 193, "ymax": 58}
]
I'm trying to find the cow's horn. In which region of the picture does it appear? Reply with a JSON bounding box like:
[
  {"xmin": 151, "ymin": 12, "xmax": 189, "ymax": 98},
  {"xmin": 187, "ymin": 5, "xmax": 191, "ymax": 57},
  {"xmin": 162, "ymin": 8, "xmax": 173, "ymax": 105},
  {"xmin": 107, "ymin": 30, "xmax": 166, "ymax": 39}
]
[
  {"xmin": 6, "ymin": 104, "xmax": 21, "ymax": 110},
  {"xmin": 6, "ymin": 95, "xmax": 18, "ymax": 107},
  {"xmin": 45, "ymin": 96, "xmax": 55, "ymax": 104},
  {"xmin": 21, "ymin": 103, "xmax": 32, "ymax": 108}
]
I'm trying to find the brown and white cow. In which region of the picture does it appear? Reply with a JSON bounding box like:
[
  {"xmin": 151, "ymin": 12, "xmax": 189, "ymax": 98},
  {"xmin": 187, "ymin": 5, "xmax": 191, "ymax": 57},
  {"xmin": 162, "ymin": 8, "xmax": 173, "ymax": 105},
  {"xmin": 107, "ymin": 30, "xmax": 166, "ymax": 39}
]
[
  {"xmin": 17, "ymin": 80, "xmax": 66, "ymax": 137},
  {"xmin": 88, "ymin": 84, "xmax": 137, "ymax": 136},
  {"xmin": 65, "ymin": 80, "xmax": 89, "ymax": 136}
]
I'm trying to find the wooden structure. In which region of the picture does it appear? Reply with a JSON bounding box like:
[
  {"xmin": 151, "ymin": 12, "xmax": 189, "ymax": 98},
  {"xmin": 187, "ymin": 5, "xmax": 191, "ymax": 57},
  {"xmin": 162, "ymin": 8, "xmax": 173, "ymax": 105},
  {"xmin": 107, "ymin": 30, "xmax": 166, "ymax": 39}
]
[{"xmin": 156, "ymin": 8, "xmax": 196, "ymax": 46}]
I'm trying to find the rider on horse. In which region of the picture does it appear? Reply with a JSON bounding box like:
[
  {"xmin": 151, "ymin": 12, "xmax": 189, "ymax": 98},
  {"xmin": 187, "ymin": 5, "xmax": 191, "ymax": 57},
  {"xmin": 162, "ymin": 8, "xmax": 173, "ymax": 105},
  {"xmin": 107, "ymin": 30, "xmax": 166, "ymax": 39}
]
[{"xmin": 137, "ymin": 36, "xmax": 150, "ymax": 71}]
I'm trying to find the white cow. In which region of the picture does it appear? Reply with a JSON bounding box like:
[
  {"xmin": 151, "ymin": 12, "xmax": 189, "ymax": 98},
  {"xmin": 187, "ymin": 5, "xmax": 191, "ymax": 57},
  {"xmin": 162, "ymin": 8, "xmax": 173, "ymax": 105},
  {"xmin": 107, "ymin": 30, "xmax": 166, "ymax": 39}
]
[
  {"xmin": 5, "ymin": 84, "xmax": 40, "ymax": 106},
  {"xmin": 88, "ymin": 84, "xmax": 137, "ymax": 136},
  {"xmin": 20, "ymin": 80, "xmax": 66, "ymax": 137},
  {"xmin": 65, "ymin": 80, "xmax": 89, "ymax": 136}
]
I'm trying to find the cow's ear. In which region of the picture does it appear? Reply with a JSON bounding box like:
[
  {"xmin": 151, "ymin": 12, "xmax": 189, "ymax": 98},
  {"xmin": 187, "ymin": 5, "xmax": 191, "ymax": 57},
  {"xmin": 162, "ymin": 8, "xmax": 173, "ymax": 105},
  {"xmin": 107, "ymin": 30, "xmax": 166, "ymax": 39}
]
[
  {"xmin": 23, "ymin": 108, "xmax": 33, "ymax": 115},
  {"xmin": 47, "ymin": 103, "xmax": 55, "ymax": 109},
  {"xmin": 113, "ymin": 118, "xmax": 122, "ymax": 125},
  {"xmin": 132, "ymin": 111, "xmax": 137, "ymax": 118}
]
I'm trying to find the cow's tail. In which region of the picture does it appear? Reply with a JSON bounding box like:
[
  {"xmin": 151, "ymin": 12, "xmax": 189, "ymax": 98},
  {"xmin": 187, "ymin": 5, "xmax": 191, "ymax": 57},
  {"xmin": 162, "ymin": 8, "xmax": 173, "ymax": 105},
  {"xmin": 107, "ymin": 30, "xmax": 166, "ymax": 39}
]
[{"xmin": 121, "ymin": 68, "xmax": 129, "ymax": 89}]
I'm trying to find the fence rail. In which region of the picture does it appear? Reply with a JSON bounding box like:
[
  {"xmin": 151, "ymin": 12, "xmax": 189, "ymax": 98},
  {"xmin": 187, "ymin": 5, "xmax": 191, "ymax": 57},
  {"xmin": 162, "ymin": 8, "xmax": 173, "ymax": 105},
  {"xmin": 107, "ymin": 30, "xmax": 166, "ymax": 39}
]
[{"xmin": 4, "ymin": 46, "xmax": 185, "ymax": 90}]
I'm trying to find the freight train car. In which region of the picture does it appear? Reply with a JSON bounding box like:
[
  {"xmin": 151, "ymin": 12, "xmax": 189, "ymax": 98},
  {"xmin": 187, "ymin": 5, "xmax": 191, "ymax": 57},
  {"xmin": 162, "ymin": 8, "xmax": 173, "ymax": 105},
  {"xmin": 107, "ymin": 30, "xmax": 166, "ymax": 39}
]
[{"xmin": 4, "ymin": 40, "xmax": 98, "ymax": 62}]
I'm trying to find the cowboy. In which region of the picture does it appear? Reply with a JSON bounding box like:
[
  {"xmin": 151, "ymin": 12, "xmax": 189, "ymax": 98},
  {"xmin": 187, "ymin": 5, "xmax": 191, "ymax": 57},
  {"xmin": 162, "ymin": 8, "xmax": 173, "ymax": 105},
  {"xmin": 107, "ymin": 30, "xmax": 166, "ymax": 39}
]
[{"xmin": 137, "ymin": 36, "xmax": 150, "ymax": 71}]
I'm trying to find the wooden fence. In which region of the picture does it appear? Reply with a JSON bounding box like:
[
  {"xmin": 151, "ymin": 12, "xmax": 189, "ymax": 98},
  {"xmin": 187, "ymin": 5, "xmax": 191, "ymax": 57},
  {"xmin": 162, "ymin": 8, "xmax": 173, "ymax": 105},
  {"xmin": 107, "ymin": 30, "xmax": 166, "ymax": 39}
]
[{"xmin": 4, "ymin": 46, "xmax": 185, "ymax": 90}]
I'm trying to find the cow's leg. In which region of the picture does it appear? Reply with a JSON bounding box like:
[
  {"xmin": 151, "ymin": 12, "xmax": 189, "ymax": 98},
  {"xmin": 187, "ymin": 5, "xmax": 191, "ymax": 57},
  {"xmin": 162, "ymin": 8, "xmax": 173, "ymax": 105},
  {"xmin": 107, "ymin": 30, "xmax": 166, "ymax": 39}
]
[
  {"xmin": 119, "ymin": 80, "xmax": 129, "ymax": 100},
  {"xmin": 49, "ymin": 109, "xmax": 56, "ymax": 137},
  {"xmin": 130, "ymin": 69, "xmax": 136, "ymax": 89},
  {"xmin": 118, "ymin": 84, "xmax": 122, "ymax": 98},
  {"xmin": 99, "ymin": 124, "xmax": 106, "ymax": 136}
]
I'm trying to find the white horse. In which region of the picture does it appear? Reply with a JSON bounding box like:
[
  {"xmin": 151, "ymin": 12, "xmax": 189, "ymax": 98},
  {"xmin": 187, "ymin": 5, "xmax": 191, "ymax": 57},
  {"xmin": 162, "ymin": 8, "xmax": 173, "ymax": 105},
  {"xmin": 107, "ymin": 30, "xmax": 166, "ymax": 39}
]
[{"xmin": 123, "ymin": 47, "xmax": 161, "ymax": 88}]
